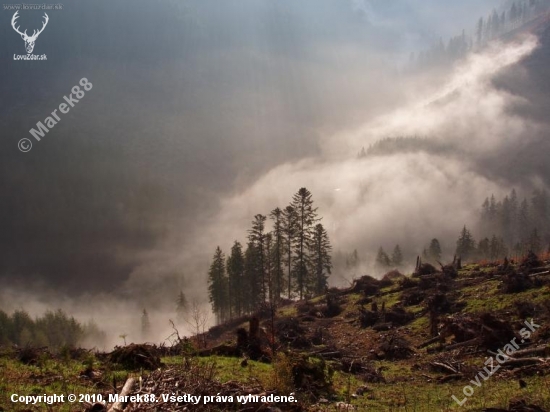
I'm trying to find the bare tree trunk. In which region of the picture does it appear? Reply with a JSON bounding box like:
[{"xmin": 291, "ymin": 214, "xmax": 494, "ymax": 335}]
[{"xmin": 107, "ymin": 377, "xmax": 135, "ymax": 412}]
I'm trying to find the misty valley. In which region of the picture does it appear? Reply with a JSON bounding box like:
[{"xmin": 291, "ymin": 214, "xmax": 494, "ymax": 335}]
[{"xmin": 2, "ymin": 0, "xmax": 550, "ymax": 411}]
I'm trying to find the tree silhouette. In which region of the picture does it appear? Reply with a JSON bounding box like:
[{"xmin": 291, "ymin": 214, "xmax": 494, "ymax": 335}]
[
  {"xmin": 176, "ymin": 290, "xmax": 188, "ymax": 322},
  {"xmin": 311, "ymin": 223, "xmax": 332, "ymax": 295},
  {"xmin": 376, "ymin": 247, "xmax": 391, "ymax": 270},
  {"xmin": 291, "ymin": 188, "xmax": 319, "ymax": 300},
  {"xmin": 248, "ymin": 214, "xmax": 267, "ymax": 303},
  {"xmin": 207, "ymin": 246, "xmax": 227, "ymax": 323},
  {"xmin": 456, "ymin": 226, "xmax": 476, "ymax": 261},
  {"xmin": 391, "ymin": 244, "xmax": 403, "ymax": 267},
  {"xmin": 282, "ymin": 205, "xmax": 298, "ymax": 299},
  {"xmin": 141, "ymin": 309, "xmax": 150, "ymax": 340},
  {"xmin": 270, "ymin": 207, "xmax": 285, "ymax": 302},
  {"xmin": 244, "ymin": 242, "xmax": 262, "ymax": 313},
  {"xmin": 226, "ymin": 241, "xmax": 245, "ymax": 317},
  {"xmin": 428, "ymin": 238, "xmax": 442, "ymax": 262}
]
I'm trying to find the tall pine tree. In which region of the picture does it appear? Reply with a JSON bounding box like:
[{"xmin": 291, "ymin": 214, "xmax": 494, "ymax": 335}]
[
  {"xmin": 208, "ymin": 246, "xmax": 228, "ymax": 323},
  {"xmin": 176, "ymin": 291, "xmax": 188, "ymax": 322},
  {"xmin": 311, "ymin": 223, "xmax": 332, "ymax": 296},
  {"xmin": 456, "ymin": 226, "xmax": 476, "ymax": 261},
  {"xmin": 291, "ymin": 188, "xmax": 319, "ymax": 300},
  {"xmin": 141, "ymin": 309, "xmax": 150, "ymax": 340},
  {"xmin": 248, "ymin": 215, "xmax": 267, "ymax": 303},
  {"xmin": 282, "ymin": 205, "xmax": 298, "ymax": 299},
  {"xmin": 428, "ymin": 238, "xmax": 442, "ymax": 262},
  {"xmin": 226, "ymin": 241, "xmax": 245, "ymax": 318},
  {"xmin": 391, "ymin": 244, "xmax": 403, "ymax": 267},
  {"xmin": 376, "ymin": 247, "xmax": 391, "ymax": 270},
  {"xmin": 270, "ymin": 207, "xmax": 285, "ymax": 302},
  {"xmin": 243, "ymin": 242, "xmax": 262, "ymax": 313}
]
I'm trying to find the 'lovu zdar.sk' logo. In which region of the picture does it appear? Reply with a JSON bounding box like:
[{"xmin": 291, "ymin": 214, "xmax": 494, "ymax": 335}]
[{"xmin": 11, "ymin": 11, "xmax": 49, "ymax": 54}]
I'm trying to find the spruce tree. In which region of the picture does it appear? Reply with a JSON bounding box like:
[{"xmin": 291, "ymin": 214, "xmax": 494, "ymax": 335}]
[
  {"xmin": 207, "ymin": 246, "xmax": 228, "ymax": 323},
  {"xmin": 141, "ymin": 309, "xmax": 150, "ymax": 339},
  {"xmin": 489, "ymin": 235, "xmax": 507, "ymax": 260},
  {"xmin": 270, "ymin": 208, "xmax": 285, "ymax": 302},
  {"xmin": 391, "ymin": 244, "xmax": 403, "ymax": 267},
  {"xmin": 518, "ymin": 198, "xmax": 530, "ymax": 241},
  {"xmin": 428, "ymin": 238, "xmax": 442, "ymax": 262},
  {"xmin": 243, "ymin": 242, "xmax": 262, "ymax": 313},
  {"xmin": 265, "ymin": 232, "xmax": 273, "ymax": 303},
  {"xmin": 248, "ymin": 215, "xmax": 267, "ymax": 303},
  {"xmin": 226, "ymin": 241, "xmax": 245, "ymax": 317},
  {"xmin": 376, "ymin": 247, "xmax": 391, "ymax": 270},
  {"xmin": 282, "ymin": 205, "xmax": 298, "ymax": 299},
  {"xmin": 476, "ymin": 17, "xmax": 484, "ymax": 46},
  {"xmin": 478, "ymin": 237, "xmax": 490, "ymax": 260},
  {"xmin": 176, "ymin": 291, "xmax": 188, "ymax": 322},
  {"xmin": 456, "ymin": 226, "xmax": 476, "ymax": 261},
  {"xmin": 291, "ymin": 188, "xmax": 319, "ymax": 300},
  {"xmin": 311, "ymin": 223, "xmax": 332, "ymax": 296},
  {"xmin": 529, "ymin": 229, "xmax": 542, "ymax": 253}
]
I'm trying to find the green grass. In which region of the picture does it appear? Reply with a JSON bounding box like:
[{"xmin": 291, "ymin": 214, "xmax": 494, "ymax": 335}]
[
  {"xmin": 460, "ymin": 281, "xmax": 550, "ymax": 314},
  {"xmin": 162, "ymin": 355, "xmax": 273, "ymax": 385},
  {"xmin": 364, "ymin": 374, "xmax": 550, "ymax": 411},
  {"xmin": 2, "ymin": 348, "xmax": 550, "ymax": 412},
  {"xmin": 0, "ymin": 351, "xmax": 124, "ymax": 412},
  {"xmin": 278, "ymin": 306, "xmax": 297, "ymax": 317}
]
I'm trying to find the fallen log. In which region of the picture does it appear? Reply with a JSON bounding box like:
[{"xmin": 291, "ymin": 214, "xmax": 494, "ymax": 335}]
[
  {"xmin": 438, "ymin": 374, "xmax": 463, "ymax": 383},
  {"xmin": 500, "ymin": 357, "xmax": 546, "ymax": 368},
  {"xmin": 527, "ymin": 266, "xmax": 550, "ymax": 274},
  {"xmin": 430, "ymin": 361, "xmax": 458, "ymax": 374},
  {"xmin": 507, "ymin": 345, "xmax": 550, "ymax": 358},
  {"xmin": 108, "ymin": 377, "xmax": 135, "ymax": 412},
  {"xmin": 417, "ymin": 335, "xmax": 444, "ymax": 349},
  {"xmin": 373, "ymin": 322, "xmax": 393, "ymax": 331},
  {"xmin": 444, "ymin": 337, "xmax": 481, "ymax": 351},
  {"xmin": 313, "ymin": 351, "xmax": 343, "ymax": 359}
]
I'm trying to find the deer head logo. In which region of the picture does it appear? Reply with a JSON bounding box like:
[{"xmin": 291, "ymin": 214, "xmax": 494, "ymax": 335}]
[{"xmin": 11, "ymin": 11, "xmax": 49, "ymax": 54}]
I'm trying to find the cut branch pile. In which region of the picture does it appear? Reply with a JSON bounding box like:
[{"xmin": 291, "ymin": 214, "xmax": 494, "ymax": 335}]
[{"xmin": 97, "ymin": 363, "xmax": 304, "ymax": 412}]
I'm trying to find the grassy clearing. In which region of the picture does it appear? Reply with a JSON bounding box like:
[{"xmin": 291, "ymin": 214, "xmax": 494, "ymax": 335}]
[
  {"xmin": 0, "ymin": 350, "xmax": 125, "ymax": 412},
  {"xmin": 460, "ymin": 281, "xmax": 550, "ymax": 314},
  {"xmin": 350, "ymin": 374, "xmax": 550, "ymax": 411},
  {"xmin": 162, "ymin": 355, "xmax": 272, "ymax": 385},
  {"xmin": 2, "ymin": 346, "xmax": 550, "ymax": 411},
  {"xmin": 278, "ymin": 306, "xmax": 298, "ymax": 317}
]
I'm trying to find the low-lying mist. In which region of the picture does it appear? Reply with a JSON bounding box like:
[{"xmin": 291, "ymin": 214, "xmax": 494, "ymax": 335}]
[{"xmin": 184, "ymin": 35, "xmax": 544, "ymax": 283}]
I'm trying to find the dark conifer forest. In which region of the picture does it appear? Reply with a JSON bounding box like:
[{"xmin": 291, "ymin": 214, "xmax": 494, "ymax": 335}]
[{"xmin": 207, "ymin": 188, "xmax": 332, "ymax": 322}]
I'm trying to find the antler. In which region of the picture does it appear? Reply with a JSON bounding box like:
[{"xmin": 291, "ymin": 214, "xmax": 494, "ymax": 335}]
[
  {"xmin": 29, "ymin": 13, "xmax": 49, "ymax": 40},
  {"xmin": 11, "ymin": 11, "xmax": 28, "ymax": 38}
]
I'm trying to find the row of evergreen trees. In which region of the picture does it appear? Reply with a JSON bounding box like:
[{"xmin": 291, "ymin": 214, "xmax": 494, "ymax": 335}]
[
  {"xmin": 412, "ymin": 0, "xmax": 550, "ymax": 70},
  {"xmin": 372, "ymin": 226, "xmax": 517, "ymax": 269},
  {"xmin": 476, "ymin": 0, "xmax": 548, "ymax": 46},
  {"xmin": 375, "ymin": 245, "xmax": 403, "ymax": 270},
  {"xmin": 454, "ymin": 226, "xmax": 509, "ymax": 262},
  {"xmin": 208, "ymin": 188, "xmax": 332, "ymax": 323},
  {"xmin": 453, "ymin": 188, "xmax": 549, "ymax": 262},
  {"xmin": 340, "ymin": 188, "xmax": 548, "ymax": 271},
  {"xmin": 0, "ymin": 309, "xmax": 106, "ymax": 348},
  {"xmin": 374, "ymin": 239, "xmax": 442, "ymax": 271},
  {"xmin": 479, "ymin": 189, "xmax": 549, "ymax": 257}
]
